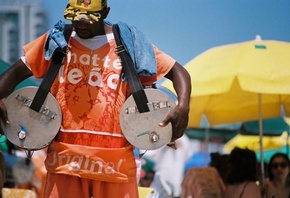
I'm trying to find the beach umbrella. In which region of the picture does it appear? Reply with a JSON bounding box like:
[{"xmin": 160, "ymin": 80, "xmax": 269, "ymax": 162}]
[
  {"xmin": 185, "ymin": 115, "xmax": 241, "ymax": 143},
  {"xmin": 187, "ymin": 117, "xmax": 289, "ymax": 143},
  {"xmin": 226, "ymin": 118, "xmax": 290, "ymax": 163},
  {"xmin": 224, "ymin": 131, "xmax": 289, "ymax": 153},
  {"xmin": 162, "ymin": 36, "xmax": 290, "ymax": 186},
  {"xmin": 256, "ymin": 145, "xmax": 290, "ymax": 163},
  {"xmin": 185, "ymin": 127, "xmax": 238, "ymax": 143},
  {"xmin": 224, "ymin": 117, "xmax": 289, "ymax": 153},
  {"xmin": 240, "ymin": 117, "xmax": 289, "ymax": 136}
]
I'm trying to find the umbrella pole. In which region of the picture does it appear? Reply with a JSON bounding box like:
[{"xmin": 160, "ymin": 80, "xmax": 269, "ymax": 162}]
[
  {"xmin": 205, "ymin": 128, "xmax": 209, "ymax": 164},
  {"xmin": 258, "ymin": 94, "xmax": 265, "ymax": 195}
]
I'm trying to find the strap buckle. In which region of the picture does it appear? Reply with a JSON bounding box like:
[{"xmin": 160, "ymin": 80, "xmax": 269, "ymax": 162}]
[{"xmin": 115, "ymin": 45, "xmax": 126, "ymax": 55}]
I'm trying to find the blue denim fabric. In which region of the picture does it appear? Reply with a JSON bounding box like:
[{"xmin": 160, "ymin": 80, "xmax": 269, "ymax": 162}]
[
  {"xmin": 44, "ymin": 20, "xmax": 68, "ymax": 60},
  {"xmin": 114, "ymin": 21, "xmax": 157, "ymax": 78},
  {"xmin": 44, "ymin": 20, "xmax": 157, "ymax": 77}
]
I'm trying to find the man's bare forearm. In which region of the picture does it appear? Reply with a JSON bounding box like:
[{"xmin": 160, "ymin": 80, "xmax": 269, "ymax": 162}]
[
  {"xmin": 165, "ymin": 62, "xmax": 191, "ymax": 109},
  {"xmin": 0, "ymin": 59, "xmax": 33, "ymax": 99}
]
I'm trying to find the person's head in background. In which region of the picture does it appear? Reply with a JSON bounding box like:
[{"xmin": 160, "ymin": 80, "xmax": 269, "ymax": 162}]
[
  {"xmin": 209, "ymin": 152, "xmax": 230, "ymax": 184},
  {"xmin": 225, "ymin": 147, "xmax": 258, "ymax": 185},
  {"xmin": 268, "ymin": 152, "xmax": 290, "ymax": 183}
]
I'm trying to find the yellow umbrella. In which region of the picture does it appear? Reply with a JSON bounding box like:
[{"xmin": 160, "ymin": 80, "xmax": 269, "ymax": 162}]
[
  {"xmin": 162, "ymin": 36, "xmax": 290, "ymax": 185},
  {"xmin": 224, "ymin": 131, "xmax": 289, "ymax": 153},
  {"xmin": 163, "ymin": 36, "xmax": 290, "ymax": 126}
]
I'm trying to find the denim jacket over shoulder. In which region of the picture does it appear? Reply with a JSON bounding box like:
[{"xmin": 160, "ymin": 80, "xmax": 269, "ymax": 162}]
[{"xmin": 44, "ymin": 20, "xmax": 157, "ymax": 79}]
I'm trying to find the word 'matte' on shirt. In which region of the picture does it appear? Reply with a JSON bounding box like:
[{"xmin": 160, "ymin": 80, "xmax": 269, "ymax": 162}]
[{"xmin": 58, "ymin": 51, "xmax": 122, "ymax": 90}]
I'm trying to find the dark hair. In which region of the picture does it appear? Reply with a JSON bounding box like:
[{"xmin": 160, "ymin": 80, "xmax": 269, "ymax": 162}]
[
  {"xmin": 225, "ymin": 147, "xmax": 258, "ymax": 185},
  {"xmin": 209, "ymin": 152, "xmax": 230, "ymax": 183},
  {"xmin": 268, "ymin": 152, "xmax": 290, "ymax": 182}
]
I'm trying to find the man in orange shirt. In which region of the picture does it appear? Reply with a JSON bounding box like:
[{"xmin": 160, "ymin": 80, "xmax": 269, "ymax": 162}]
[{"xmin": 0, "ymin": 0, "xmax": 191, "ymax": 197}]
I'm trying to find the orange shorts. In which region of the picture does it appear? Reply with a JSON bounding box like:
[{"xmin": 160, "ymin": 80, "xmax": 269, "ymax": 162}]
[{"xmin": 44, "ymin": 172, "xmax": 139, "ymax": 198}]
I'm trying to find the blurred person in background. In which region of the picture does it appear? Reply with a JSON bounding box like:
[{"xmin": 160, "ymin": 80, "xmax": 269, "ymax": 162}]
[
  {"xmin": 209, "ymin": 152, "xmax": 230, "ymax": 184},
  {"xmin": 180, "ymin": 166, "xmax": 225, "ymax": 198},
  {"xmin": 265, "ymin": 152, "xmax": 290, "ymax": 198},
  {"xmin": 224, "ymin": 147, "xmax": 261, "ymax": 198},
  {"xmin": 144, "ymin": 135, "xmax": 194, "ymax": 197}
]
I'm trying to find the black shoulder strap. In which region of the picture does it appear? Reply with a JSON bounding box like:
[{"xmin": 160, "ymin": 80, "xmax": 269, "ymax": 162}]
[
  {"xmin": 112, "ymin": 24, "xmax": 149, "ymax": 113},
  {"xmin": 30, "ymin": 24, "xmax": 73, "ymax": 112},
  {"xmin": 239, "ymin": 181, "xmax": 249, "ymax": 198},
  {"xmin": 63, "ymin": 24, "xmax": 73, "ymax": 42}
]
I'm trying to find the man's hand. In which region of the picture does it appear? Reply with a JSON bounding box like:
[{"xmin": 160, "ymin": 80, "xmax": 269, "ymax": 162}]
[
  {"xmin": 159, "ymin": 103, "xmax": 189, "ymax": 146},
  {"xmin": 162, "ymin": 61, "xmax": 191, "ymax": 147}
]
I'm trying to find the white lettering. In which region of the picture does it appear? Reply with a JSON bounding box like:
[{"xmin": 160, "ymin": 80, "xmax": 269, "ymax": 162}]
[
  {"xmin": 68, "ymin": 68, "xmax": 83, "ymax": 84},
  {"xmin": 90, "ymin": 161, "xmax": 103, "ymax": 173},
  {"xmin": 107, "ymin": 74, "xmax": 119, "ymax": 90},
  {"xmin": 58, "ymin": 52, "xmax": 122, "ymax": 89},
  {"xmin": 67, "ymin": 155, "xmax": 84, "ymax": 171},
  {"xmin": 58, "ymin": 155, "xmax": 67, "ymax": 167},
  {"xmin": 72, "ymin": 155, "xmax": 84, "ymax": 165},
  {"xmin": 66, "ymin": 153, "xmax": 71, "ymax": 164},
  {"xmin": 88, "ymin": 68, "xmax": 103, "ymax": 87},
  {"xmin": 103, "ymin": 56, "xmax": 110, "ymax": 68},
  {"xmin": 92, "ymin": 54, "xmax": 100, "ymax": 67},
  {"xmin": 46, "ymin": 152, "xmax": 126, "ymax": 175},
  {"xmin": 113, "ymin": 59, "xmax": 122, "ymax": 70},
  {"xmin": 105, "ymin": 162, "xmax": 115, "ymax": 174},
  {"xmin": 71, "ymin": 52, "xmax": 77, "ymax": 63},
  {"xmin": 46, "ymin": 151, "xmax": 57, "ymax": 166},
  {"xmin": 117, "ymin": 159, "xmax": 123, "ymax": 172},
  {"xmin": 79, "ymin": 54, "xmax": 90, "ymax": 65},
  {"xmin": 84, "ymin": 155, "xmax": 90, "ymax": 169},
  {"xmin": 68, "ymin": 162, "xmax": 80, "ymax": 171}
]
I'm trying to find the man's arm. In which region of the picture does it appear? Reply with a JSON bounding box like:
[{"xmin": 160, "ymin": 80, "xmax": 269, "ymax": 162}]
[
  {"xmin": 0, "ymin": 59, "xmax": 32, "ymax": 98},
  {"xmin": 0, "ymin": 59, "xmax": 33, "ymax": 123},
  {"xmin": 161, "ymin": 61, "xmax": 191, "ymax": 141}
]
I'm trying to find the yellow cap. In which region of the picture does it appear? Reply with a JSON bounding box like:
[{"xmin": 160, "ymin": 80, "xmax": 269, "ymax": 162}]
[{"xmin": 64, "ymin": 0, "xmax": 107, "ymax": 22}]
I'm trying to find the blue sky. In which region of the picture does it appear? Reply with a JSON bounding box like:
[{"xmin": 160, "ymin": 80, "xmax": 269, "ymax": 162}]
[{"xmin": 43, "ymin": 0, "xmax": 290, "ymax": 66}]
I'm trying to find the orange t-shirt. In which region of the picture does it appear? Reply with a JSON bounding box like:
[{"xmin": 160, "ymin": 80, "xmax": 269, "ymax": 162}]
[
  {"xmin": 22, "ymin": 31, "xmax": 175, "ymax": 182},
  {"xmin": 23, "ymin": 32, "xmax": 175, "ymax": 148}
]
